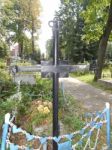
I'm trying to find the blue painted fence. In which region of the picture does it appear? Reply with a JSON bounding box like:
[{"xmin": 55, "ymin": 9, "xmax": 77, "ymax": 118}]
[{"xmin": 0, "ymin": 103, "xmax": 111, "ymax": 150}]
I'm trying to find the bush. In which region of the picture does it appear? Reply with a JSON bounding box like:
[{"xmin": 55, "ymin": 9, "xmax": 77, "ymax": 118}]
[
  {"xmin": 63, "ymin": 115, "xmax": 84, "ymax": 131},
  {"xmin": 0, "ymin": 60, "xmax": 6, "ymax": 69},
  {"xmin": 71, "ymin": 70, "xmax": 89, "ymax": 77}
]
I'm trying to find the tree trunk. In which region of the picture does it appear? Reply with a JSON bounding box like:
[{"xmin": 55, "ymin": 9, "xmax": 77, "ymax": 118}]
[
  {"xmin": 17, "ymin": 19, "xmax": 24, "ymax": 58},
  {"xmin": 19, "ymin": 40, "xmax": 23, "ymax": 58},
  {"xmin": 94, "ymin": 0, "xmax": 112, "ymax": 81},
  {"xmin": 31, "ymin": 17, "xmax": 35, "ymax": 54}
]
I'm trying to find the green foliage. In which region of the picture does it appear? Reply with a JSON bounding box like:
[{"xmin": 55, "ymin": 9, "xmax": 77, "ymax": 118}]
[
  {"xmin": 56, "ymin": 0, "xmax": 98, "ymax": 63},
  {"xmin": 59, "ymin": 91, "xmax": 85, "ymax": 133},
  {"xmin": 46, "ymin": 39, "xmax": 53, "ymax": 59},
  {"xmin": 0, "ymin": 69, "xmax": 11, "ymax": 81},
  {"xmin": 8, "ymin": 74, "xmax": 52, "ymax": 104},
  {"xmin": 63, "ymin": 115, "xmax": 84, "ymax": 131},
  {"xmin": 17, "ymin": 94, "xmax": 32, "ymax": 115},
  {"xmin": 0, "ymin": 0, "xmax": 41, "ymax": 58},
  {"xmin": 81, "ymin": 0, "xmax": 110, "ymax": 42},
  {"xmin": 0, "ymin": 60, "xmax": 86, "ymax": 137},
  {"xmin": 30, "ymin": 112, "xmax": 51, "ymax": 128},
  {"xmin": 0, "ymin": 100, "xmax": 17, "ymax": 125},
  {"xmin": 81, "ymin": 0, "xmax": 112, "ymax": 80},
  {"xmin": 71, "ymin": 71, "xmax": 112, "ymax": 92},
  {"xmin": 0, "ymin": 73, "xmax": 52, "ymax": 131},
  {"xmin": 0, "ymin": 59, "xmax": 6, "ymax": 69},
  {"xmin": 0, "ymin": 60, "xmax": 16, "ymax": 101},
  {"xmin": 0, "ymin": 81, "xmax": 16, "ymax": 102},
  {"xmin": 106, "ymin": 42, "xmax": 112, "ymax": 61},
  {"xmin": 29, "ymin": 49, "xmax": 41, "ymax": 63},
  {"xmin": 71, "ymin": 72, "xmax": 94, "ymax": 84},
  {"xmin": 0, "ymin": 62, "xmax": 11, "ymax": 80},
  {"xmin": 0, "ymin": 41, "xmax": 8, "ymax": 58}
]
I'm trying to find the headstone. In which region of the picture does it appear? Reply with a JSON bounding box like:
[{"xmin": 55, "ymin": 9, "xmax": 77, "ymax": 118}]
[
  {"xmin": 89, "ymin": 59, "xmax": 97, "ymax": 73},
  {"xmin": 13, "ymin": 74, "xmax": 36, "ymax": 85}
]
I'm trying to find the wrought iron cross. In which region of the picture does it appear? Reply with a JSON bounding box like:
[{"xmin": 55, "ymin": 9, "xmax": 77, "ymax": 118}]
[
  {"xmin": 12, "ymin": 17, "xmax": 89, "ymax": 150},
  {"xmin": 42, "ymin": 18, "xmax": 71, "ymax": 150}
]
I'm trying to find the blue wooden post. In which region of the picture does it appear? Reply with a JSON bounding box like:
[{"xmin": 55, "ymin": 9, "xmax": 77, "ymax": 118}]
[
  {"xmin": 106, "ymin": 103, "xmax": 111, "ymax": 149},
  {"xmin": 1, "ymin": 113, "xmax": 10, "ymax": 150}
]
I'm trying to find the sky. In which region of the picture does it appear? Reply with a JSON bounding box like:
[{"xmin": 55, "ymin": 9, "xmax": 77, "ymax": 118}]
[{"xmin": 38, "ymin": 0, "xmax": 60, "ymax": 54}]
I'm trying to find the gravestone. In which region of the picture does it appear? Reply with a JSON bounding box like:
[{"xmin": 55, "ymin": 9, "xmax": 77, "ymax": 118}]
[
  {"xmin": 89, "ymin": 59, "xmax": 97, "ymax": 73},
  {"xmin": 11, "ymin": 65, "xmax": 38, "ymax": 85},
  {"xmin": 13, "ymin": 74, "xmax": 36, "ymax": 85}
]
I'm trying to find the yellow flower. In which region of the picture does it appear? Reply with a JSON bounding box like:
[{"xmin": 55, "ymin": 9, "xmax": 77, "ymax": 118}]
[
  {"xmin": 37, "ymin": 105, "xmax": 44, "ymax": 113},
  {"xmin": 48, "ymin": 102, "xmax": 52, "ymax": 109},
  {"xmin": 43, "ymin": 107, "xmax": 50, "ymax": 114}
]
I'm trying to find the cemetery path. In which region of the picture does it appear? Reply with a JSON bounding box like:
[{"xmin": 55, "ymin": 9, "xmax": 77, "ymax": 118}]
[{"xmin": 60, "ymin": 77, "xmax": 112, "ymax": 112}]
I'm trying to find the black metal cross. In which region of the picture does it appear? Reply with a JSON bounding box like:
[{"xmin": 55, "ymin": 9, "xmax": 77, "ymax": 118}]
[
  {"xmin": 12, "ymin": 17, "xmax": 89, "ymax": 150},
  {"xmin": 42, "ymin": 18, "xmax": 71, "ymax": 150}
]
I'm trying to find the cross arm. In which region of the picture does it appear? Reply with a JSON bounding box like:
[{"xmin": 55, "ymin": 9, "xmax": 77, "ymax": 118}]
[{"xmin": 15, "ymin": 65, "xmax": 41, "ymax": 73}]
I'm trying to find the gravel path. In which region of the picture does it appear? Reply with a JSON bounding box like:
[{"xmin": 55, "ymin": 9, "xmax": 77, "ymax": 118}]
[{"xmin": 60, "ymin": 77, "xmax": 112, "ymax": 112}]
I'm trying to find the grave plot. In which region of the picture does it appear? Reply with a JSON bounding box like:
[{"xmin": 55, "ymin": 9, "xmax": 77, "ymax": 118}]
[{"xmin": 0, "ymin": 18, "xmax": 111, "ymax": 150}]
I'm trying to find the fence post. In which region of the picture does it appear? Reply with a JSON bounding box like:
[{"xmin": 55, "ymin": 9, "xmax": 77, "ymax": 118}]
[
  {"xmin": 106, "ymin": 103, "xmax": 111, "ymax": 149},
  {"xmin": 1, "ymin": 113, "xmax": 10, "ymax": 150}
]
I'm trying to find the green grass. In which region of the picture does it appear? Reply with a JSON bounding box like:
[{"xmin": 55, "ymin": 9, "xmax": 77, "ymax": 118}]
[
  {"xmin": 72, "ymin": 73, "xmax": 94, "ymax": 83},
  {"xmin": 71, "ymin": 72, "xmax": 112, "ymax": 93},
  {"xmin": 60, "ymin": 94, "xmax": 85, "ymax": 133},
  {"xmin": 0, "ymin": 70, "xmax": 106, "ymax": 149}
]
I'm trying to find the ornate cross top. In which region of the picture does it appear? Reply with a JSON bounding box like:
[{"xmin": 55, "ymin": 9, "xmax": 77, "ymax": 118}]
[{"xmin": 42, "ymin": 17, "xmax": 70, "ymax": 78}]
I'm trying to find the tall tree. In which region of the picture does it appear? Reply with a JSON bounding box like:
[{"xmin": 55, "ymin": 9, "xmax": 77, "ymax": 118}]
[
  {"xmin": 56, "ymin": 0, "xmax": 98, "ymax": 63},
  {"xmin": 0, "ymin": 0, "xmax": 13, "ymax": 57},
  {"xmin": 28, "ymin": 0, "xmax": 41, "ymax": 54},
  {"xmin": 81, "ymin": 0, "xmax": 112, "ymax": 80},
  {"xmin": 46, "ymin": 39, "xmax": 53, "ymax": 59},
  {"xmin": 95, "ymin": 0, "xmax": 112, "ymax": 80},
  {"xmin": 0, "ymin": 0, "xmax": 41, "ymax": 58}
]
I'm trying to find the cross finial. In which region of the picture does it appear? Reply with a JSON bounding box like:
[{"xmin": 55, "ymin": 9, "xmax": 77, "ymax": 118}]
[{"xmin": 48, "ymin": 17, "xmax": 60, "ymax": 31}]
